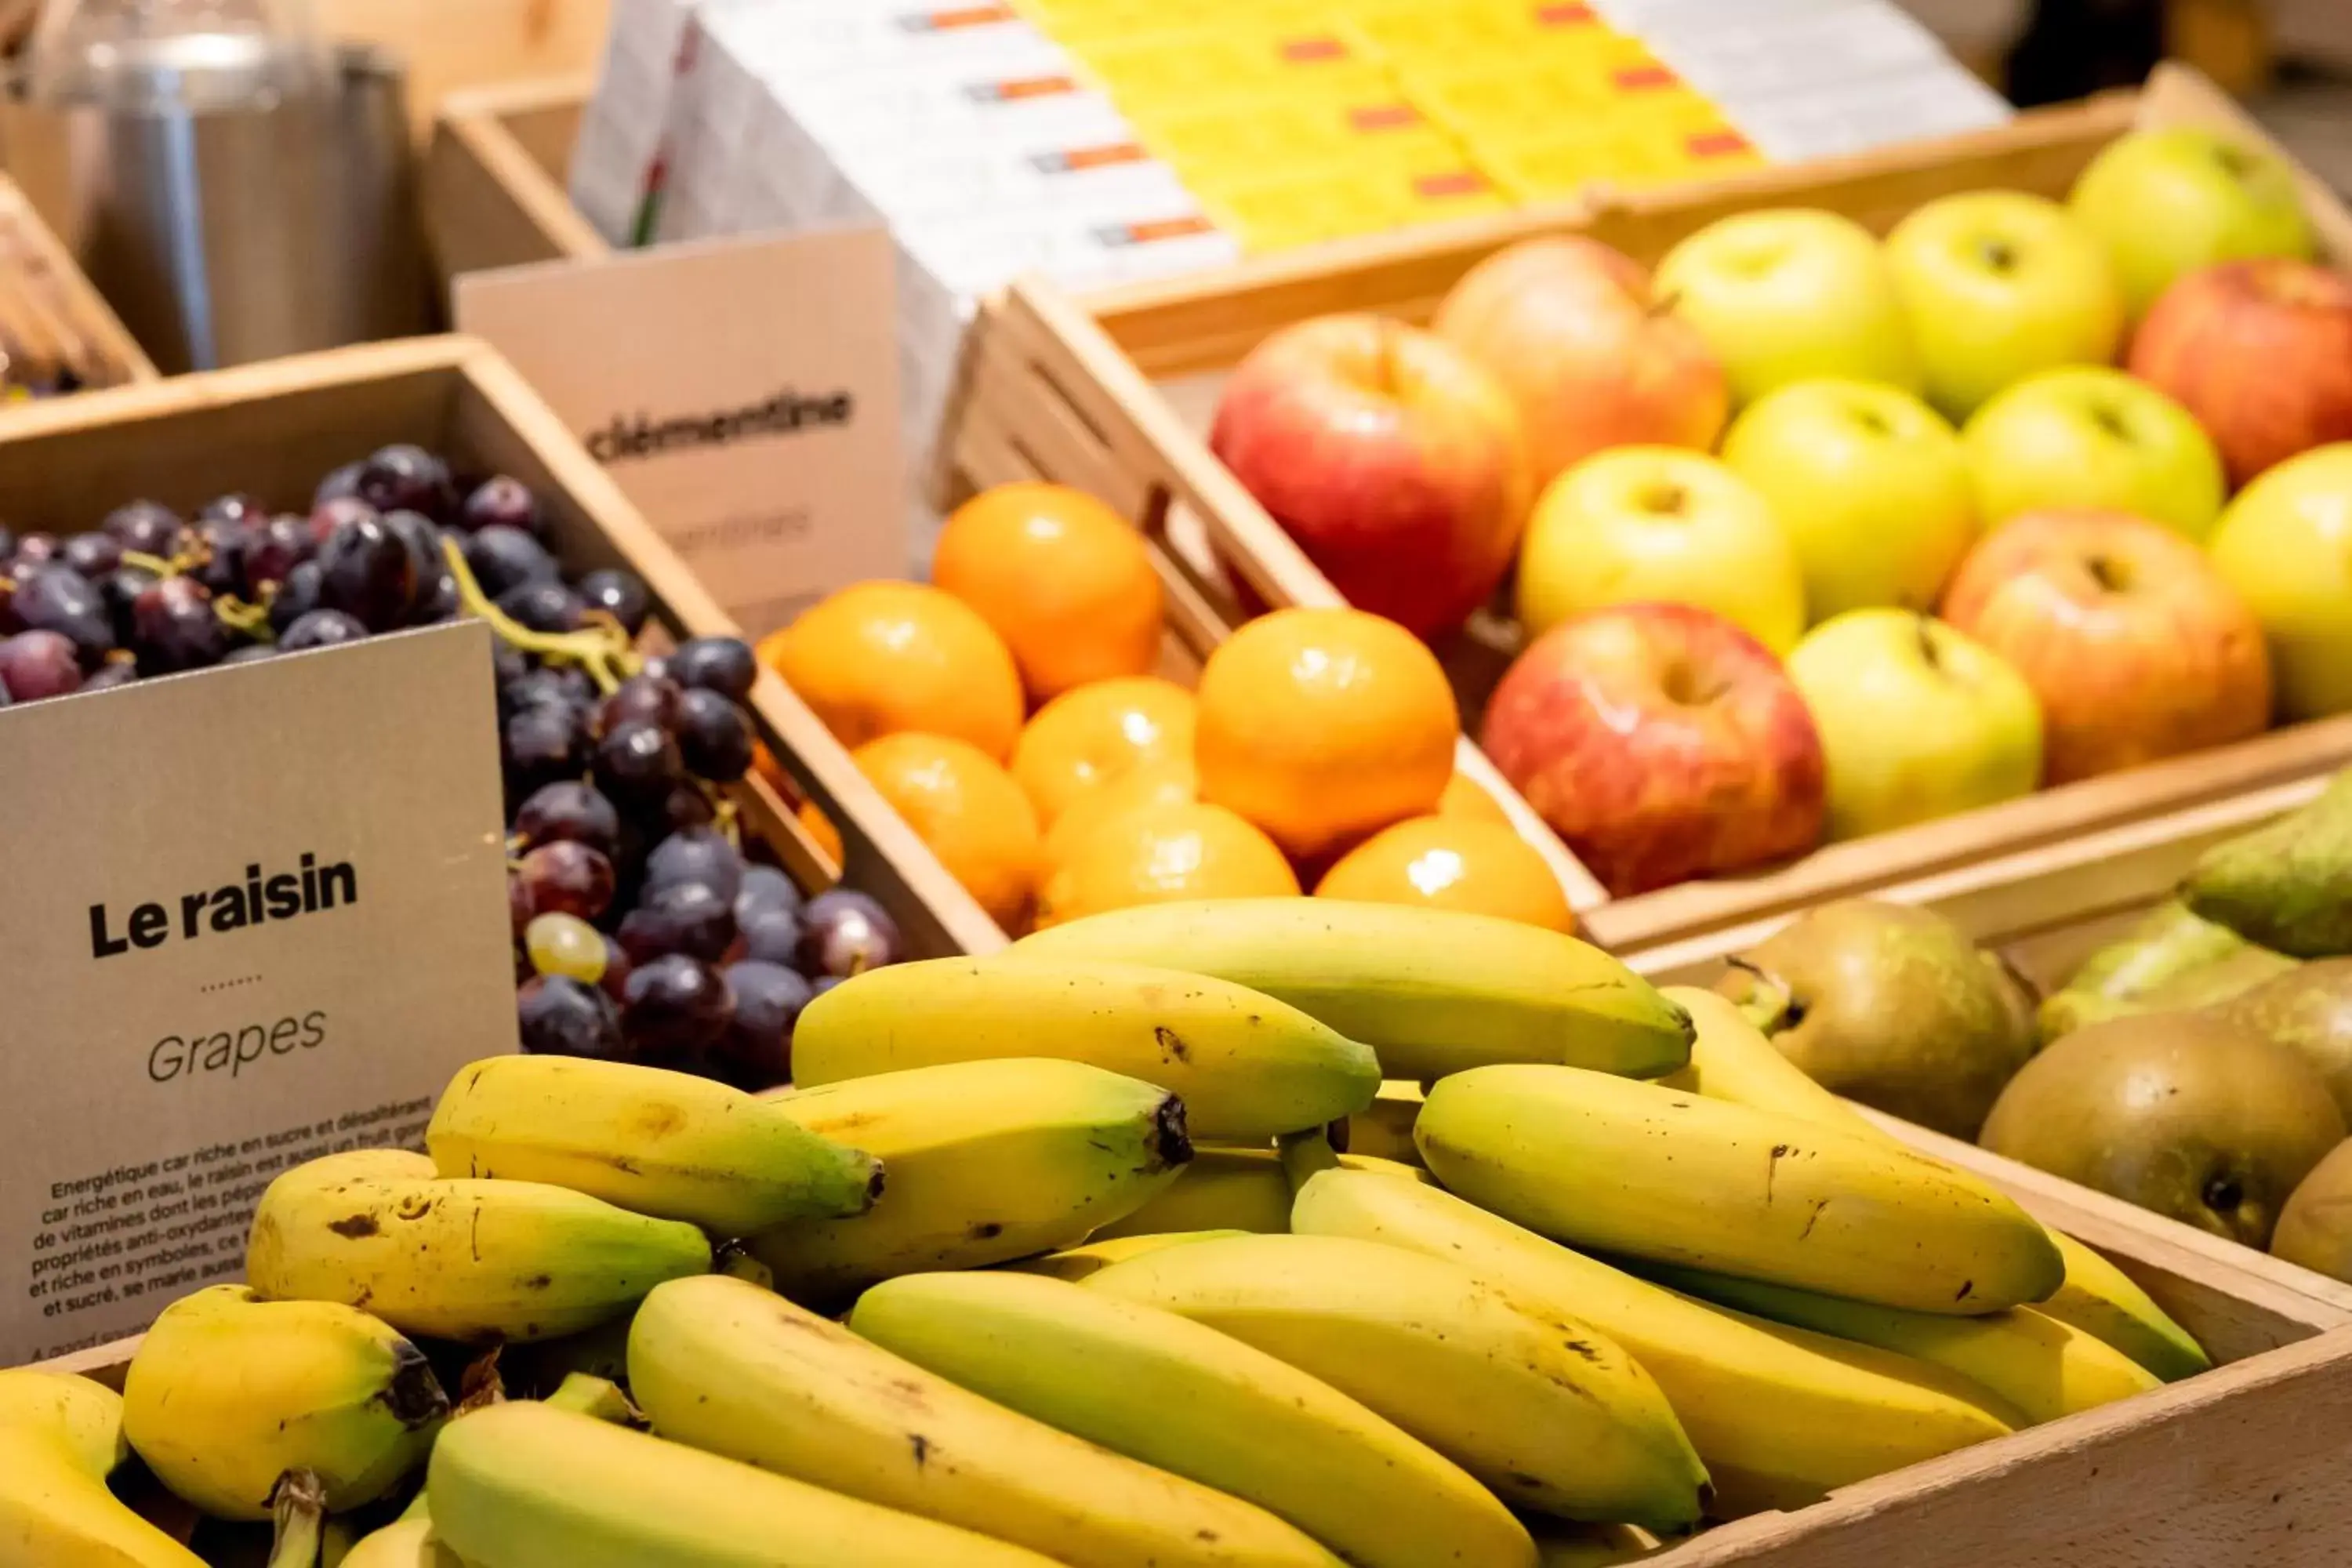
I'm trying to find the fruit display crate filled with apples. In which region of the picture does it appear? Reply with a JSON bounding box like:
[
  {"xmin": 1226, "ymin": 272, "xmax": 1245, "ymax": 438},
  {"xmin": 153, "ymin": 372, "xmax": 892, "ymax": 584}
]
[
  {"xmin": 20, "ymin": 893, "xmax": 2352, "ymax": 1568},
  {"xmin": 951, "ymin": 63, "xmax": 2352, "ymax": 953}
]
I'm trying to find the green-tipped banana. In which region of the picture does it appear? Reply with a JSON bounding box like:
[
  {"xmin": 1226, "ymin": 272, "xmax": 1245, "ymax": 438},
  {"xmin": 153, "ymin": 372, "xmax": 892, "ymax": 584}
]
[
  {"xmin": 1006, "ymin": 1230, "xmax": 1253, "ymax": 1282},
  {"xmin": 1290, "ymin": 1169, "xmax": 2015, "ymax": 1517},
  {"xmin": 0, "ymin": 1370, "xmax": 206, "ymax": 1568},
  {"xmin": 750, "ymin": 1058, "xmax": 1190, "ymax": 1301},
  {"xmin": 1417, "ymin": 1064, "xmax": 2063, "ymax": 1313},
  {"xmin": 630, "ymin": 1275, "xmax": 1342, "ymax": 1567},
  {"xmin": 793, "ymin": 958, "xmax": 1381, "ymax": 1139},
  {"xmin": 430, "ymin": 1399, "xmax": 1065, "ymax": 1567},
  {"xmin": 122, "ymin": 1285, "xmax": 447, "ymax": 1521},
  {"xmin": 1014, "ymin": 898, "xmax": 1693, "ymax": 1080},
  {"xmin": 1085, "ymin": 1232, "xmax": 1709, "ymax": 1530},
  {"xmin": 427, "ymin": 1055, "xmax": 882, "ymax": 1235},
  {"xmin": 851, "ymin": 1269, "xmax": 1536, "ymax": 1568},
  {"xmin": 1662, "ymin": 985, "xmax": 2209, "ymax": 1378},
  {"xmin": 246, "ymin": 1150, "xmax": 710, "ymax": 1343}
]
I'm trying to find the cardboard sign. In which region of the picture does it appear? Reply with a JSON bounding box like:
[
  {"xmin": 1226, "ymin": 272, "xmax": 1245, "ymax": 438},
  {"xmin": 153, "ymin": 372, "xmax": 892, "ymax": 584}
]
[
  {"xmin": 456, "ymin": 227, "xmax": 906, "ymax": 640},
  {"xmin": 1, "ymin": 623, "xmax": 516, "ymax": 1364}
]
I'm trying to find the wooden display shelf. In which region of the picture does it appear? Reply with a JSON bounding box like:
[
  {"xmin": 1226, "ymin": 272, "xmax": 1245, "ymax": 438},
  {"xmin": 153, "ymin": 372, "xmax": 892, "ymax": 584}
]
[
  {"xmin": 421, "ymin": 76, "xmax": 605, "ymax": 292},
  {"xmin": 0, "ymin": 334, "xmax": 1001, "ymax": 957},
  {"xmin": 954, "ymin": 63, "xmax": 2352, "ymax": 948},
  {"xmin": 0, "ymin": 172, "xmax": 155, "ymax": 395}
]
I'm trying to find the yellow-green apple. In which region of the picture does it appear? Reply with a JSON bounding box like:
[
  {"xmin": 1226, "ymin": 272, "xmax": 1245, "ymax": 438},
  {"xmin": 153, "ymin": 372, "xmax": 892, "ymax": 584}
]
[
  {"xmin": 2068, "ymin": 126, "xmax": 2315, "ymax": 321},
  {"xmin": 1432, "ymin": 235, "xmax": 1728, "ymax": 492},
  {"xmin": 1883, "ymin": 191, "xmax": 2125, "ymax": 419},
  {"xmin": 1479, "ymin": 602, "xmax": 1825, "ymax": 895},
  {"xmin": 1962, "ymin": 366, "xmax": 2225, "ymax": 539},
  {"xmin": 1786, "ymin": 610, "xmax": 2043, "ymax": 841},
  {"xmin": 1207, "ymin": 314, "xmax": 1531, "ymax": 639},
  {"xmin": 2208, "ymin": 442, "xmax": 2352, "ymax": 719},
  {"xmin": 1654, "ymin": 208, "xmax": 1922, "ymax": 407},
  {"xmin": 1719, "ymin": 377, "xmax": 1976, "ymax": 619},
  {"xmin": 1939, "ymin": 508, "xmax": 2271, "ymax": 783},
  {"xmin": 1515, "ymin": 445, "xmax": 1805, "ymax": 653},
  {"xmin": 2127, "ymin": 258, "xmax": 2352, "ymax": 488}
]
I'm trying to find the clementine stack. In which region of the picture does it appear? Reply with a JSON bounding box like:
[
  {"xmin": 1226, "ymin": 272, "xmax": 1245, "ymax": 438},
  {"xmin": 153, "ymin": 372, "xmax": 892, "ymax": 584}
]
[
  {"xmin": 932, "ymin": 481, "xmax": 1164, "ymax": 701},
  {"xmin": 1316, "ymin": 816, "xmax": 1576, "ymax": 932},
  {"xmin": 1036, "ymin": 800, "xmax": 1298, "ymax": 928},
  {"xmin": 1011, "ymin": 677, "xmax": 1197, "ymax": 829},
  {"xmin": 849, "ymin": 733, "xmax": 1041, "ymax": 930},
  {"xmin": 759, "ymin": 581, "xmax": 1025, "ymax": 760}
]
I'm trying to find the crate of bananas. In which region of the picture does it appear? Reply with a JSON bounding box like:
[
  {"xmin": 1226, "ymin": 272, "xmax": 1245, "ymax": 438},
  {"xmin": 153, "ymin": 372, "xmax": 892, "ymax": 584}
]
[{"xmin": 3, "ymin": 898, "xmax": 2307, "ymax": 1568}]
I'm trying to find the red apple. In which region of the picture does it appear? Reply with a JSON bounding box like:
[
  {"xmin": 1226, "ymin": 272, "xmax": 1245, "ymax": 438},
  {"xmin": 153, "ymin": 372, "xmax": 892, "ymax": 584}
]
[
  {"xmin": 2128, "ymin": 258, "xmax": 2352, "ymax": 487},
  {"xmin": 1433, "ymin": 235, "xmax": 1730, "ymax": 492},
  {"xmin": 1479, "ymin": 602, "xmax": 1825, "ymax": 895},
  {"xmin": 1208, "ymin": 314, "xmax": 1530, "ymax": 641},
  {"xmin": 1938, "ymin": 507, "xmax": 2272, "ymax": 785}
]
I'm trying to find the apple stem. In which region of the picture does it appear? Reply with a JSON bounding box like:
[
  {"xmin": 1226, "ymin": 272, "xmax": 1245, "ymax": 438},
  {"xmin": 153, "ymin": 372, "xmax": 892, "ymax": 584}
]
[
  {"xmin": 1646, "ymin": 287, "xmax": 1684, "ymax": 320},
  {"xmin": 1913, "ymin": 615, "xmax": 1942, "ymax": 671}
]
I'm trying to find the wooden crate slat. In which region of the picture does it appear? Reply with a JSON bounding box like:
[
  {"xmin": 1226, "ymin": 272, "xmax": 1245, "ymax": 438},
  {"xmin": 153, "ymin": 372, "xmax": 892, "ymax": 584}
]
[{"xmin": 422, "ymin": 78, "xmax": 607, "ymax": 296}]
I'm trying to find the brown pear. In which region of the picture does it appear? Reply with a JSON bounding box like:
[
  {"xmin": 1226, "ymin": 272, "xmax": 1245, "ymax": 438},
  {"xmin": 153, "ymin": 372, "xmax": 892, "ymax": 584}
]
[
  {"xmin": 2272, "ymin": 1138, "xmax": 2352, "ymax": 1283},
  {"xmin": 1980, "ymin": 1014, "xmax": 2346, "ymax": 1249},
  {"xmin": 2037, "ymin": 900, "xmax": 2294, "ymax": 1043},
  {"xmin": 2205, "ymin": 959, "xmax": 2352, "ymax": 1125}
]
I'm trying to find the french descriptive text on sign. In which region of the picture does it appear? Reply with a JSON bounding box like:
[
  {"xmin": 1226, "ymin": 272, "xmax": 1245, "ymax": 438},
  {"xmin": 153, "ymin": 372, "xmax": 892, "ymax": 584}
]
[
  {"xmin": 455, "ymin": 226, "xmax": 907, "ymax": 641},
  {"xmin": 0, "ymin": 623, "xmax": 519, "ymax": 1365}
]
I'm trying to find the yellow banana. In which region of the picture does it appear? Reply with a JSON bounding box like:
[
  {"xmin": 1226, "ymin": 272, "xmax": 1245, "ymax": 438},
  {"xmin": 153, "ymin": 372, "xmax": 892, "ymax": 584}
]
[
  {"xmin": 429, "ymin": 1399, "xmax": 1065, "ymax": 1568},
  {"xmin": 1533, "ymin": 1525, "xmax": 1658, "ymax": 1567},
  {"xmin": 338, "ymin": 1518, "xmax": 460, "ymax": 1568},
  {"xmin": 0, "ymin": 1370, "xmax": 205, "ymax": 1568},
  {"xmin": 1290, "ymin": 1168, "xmax": 2016, "ymax": 1518},
  {"xmin": 1644, "ymin": 1265, "xmax": 2158, "ymax": 1425},
  {"xmin": 1338, "ymin": 1080, "xmax": 1425, "ymax": 1164},
  {"xmin": 426, "ymin": 1055, "xmax": 882, "ymax": 1235},
  {"xmin": 1014, "ymin": 898, "xmax": 1693, "ymax": 1080},
  {"xmin": 1007, "ymin": 1230, "xmax": 1253, "ymax": 1282},
  {"xmin": 750, "ymin": 1058, "xmax": 1189, "ymax": 1301},
  {"xmin": 1092, "ymin": 1146, "xmax": 1428, "ymax": 1240},
  {"xmin": 850, "ymin": 1269, "xmax": 1536, "ymax": 1568},
  {"xmin": 121, "ymin": 1284, "xmax": 446, "ymax": 1520},
  {"xmin": 1417, "ymin": 1064, "xmax": 2063, "ymax": 1313},
  {"xmin": 1661, "ymin": 985, "xmax": 2209, "ymax": 1377},
  {"xmin": 793, "ymin": 958, "xmax": 1381, "ymax": 1139},
  {"xmin": 246, "ymin": 1149, "xmax": 710, "ymax": 1343},
  {"xmin": 629, "ymin": 1274, "xmax": 1343, "ymax": 1568},
  {"xmin": 1085, "ymin": 1232, "xmax": 1710, "ymax": 1530}
]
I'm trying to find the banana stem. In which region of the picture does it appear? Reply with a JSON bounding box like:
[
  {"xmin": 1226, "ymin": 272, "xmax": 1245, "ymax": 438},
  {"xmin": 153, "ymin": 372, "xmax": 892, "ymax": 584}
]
[
  {"xmin": 441, "ymin": 536, "xmax": 639, "ymax": 694},
  {"xmin": 1277, "ymin": 1127, "xmax": 1344, "ymax": 1195},
  {"xmin": 267, "ymin": 1469, "xmax": 327, "ymax": 1568},
  {"xmin": 545, "ymin": 1373, "xmax": 641, "ymax": 1426}
]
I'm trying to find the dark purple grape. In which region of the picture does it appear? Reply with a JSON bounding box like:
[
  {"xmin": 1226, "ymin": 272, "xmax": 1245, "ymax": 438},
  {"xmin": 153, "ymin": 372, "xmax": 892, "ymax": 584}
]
[
  {"xmin": 131, "ymin": 576, "xmax": 226, "ymax": 673},
  {"xmin": 621, "ymin": 954, "xmax": 734, "ymax": 1058},
  {"xmin": 10, "ymin": 533, "xmax": 59, "ymax": 572},
  {"xmin": 244, "ymin": 514, "xmax": 316, "ymax": 592},
  {"xmin": 797, "ymin": 890, "xmax": 901, "ymax": 978},
  {"xmin": 675, "ymin": 688, "xmax": 754, "ymax": 782},
  {"xmin": 314, "ymin": 460, "xmax": 365, "ymax": 506},
  {"xmin": 101, "ymin": 501, "xmax": 182, "ymax": 557},
  {"xmin": 595, "ymin": 673, "xmax": 681, "ymax": 736},
  {"xmin": 735, "ymin": 864, "xmax": 803, "ymax": 924},
  {"xmin": 670, "ymin": 637, "xmax": 757, "ymax": 701},
  {"xmin": 382, "ymin": 508, "xmax": 442, "ymax": 590},
  {"xmin": 190, "ymin": 517, "xmax": 253, "ymax": 596},
  {"xmin": 517, "ymin": 976, "xmax": 626, "ymax": 1060},
  {"xmin": 576, "ymin": 569, "xmax": 649, "ymax": 635},
  {"xmin": 309, "ymin": 494, "xmax": 378, "ymax": 544},
  {"xmin": 618, "ymin": 878, "xmax": 735, "ymax": 964},
  {"xmin": 509, "ymin": 872, "xmax": 535, "ymax": 937},
  {"xmin": 61, "ymin": 532, "xmax": 122, "ymax": 577},
  {"xmin": 506, "ymin": 666, "xmax": 595, "ymax": 713},
  {"xmin": 14, "ymin": 565, "xmax": 114, "ymax": 666},
  {"xmin": 278, "ymin": 608, "xmax": 369, "ymax": 652},
  {"xmin": 713, "ymin": 960, "xmax": 812, "ymax": 1088},
  {"xmin": 492, "ymin": 639, "xmax": 529, "ymax": 691},
  {"xmin": 517, "ymin": 840, "xmax": 616, "ymax": 922},
  {"xmin": 644, "ymin": 825, "xmax": 745, "ymax": 904},
  {"xmin": 358, "ymin": 444, "xmax": 458, "ymax": 522},
  {"xmin": 497, "ymin": 581, "xmax": 583, "ymax": 635},
  {"xmin": 597, "ymin": 936, "xmax": 633, "ymax": 1005},
  {"xmin": 223, "ymin": 644, "xmax": 278, "ymax": 665},
  {"xmin": 658, "ymin": 785, "xmax": 716, "ymax": 833},
  {"xmin": 317, "ymin": 513, "xmax": 419, "ymax": 632},
  {"xmin": 0, "ymin": 630, "xmax": 82, "ymax": 699},
  {"xmin": 593, "ymin": 718, "xmax": 684, "ymax": 807},
  {"xmin": 80, "ymin": 661, "xmax": 139, "ymax": 693},
  {"xmin": 460, "ymin": 525, "xmax": 557, "ymax": 598},
  {"xmin": 460, "ymin": 475, "xmax": 542, "ymax": 535},
  {"xmin": 504, "ymin": 701, "xmax": 587, "ymax": 790},
  {"xmin": 100, "ymin": 564, "xmax": 160, "ymax": 642},
  {"xmin": 514, "ymin": 781, "xmax": 621, "ymax": 858},
  {"xmin": 268, "ymin": 560, "xmax": 325, "ymax": 636},
  {"xmin": 412, "ymin": 568, "xmax": 459, "ymax": 625},
  {"xmin": 739, "ymin": 904, "xmax": 801, "ymax": 967},
  {"xmin": 198, "ymin": 492, "xmax": 266, "ymax": 528}
]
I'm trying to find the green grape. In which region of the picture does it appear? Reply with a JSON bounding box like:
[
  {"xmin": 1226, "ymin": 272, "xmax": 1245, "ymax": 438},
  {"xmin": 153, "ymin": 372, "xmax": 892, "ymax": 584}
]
[{"xmin": 526, "ymin": 912, "xmax": 608, "ymax": 984}]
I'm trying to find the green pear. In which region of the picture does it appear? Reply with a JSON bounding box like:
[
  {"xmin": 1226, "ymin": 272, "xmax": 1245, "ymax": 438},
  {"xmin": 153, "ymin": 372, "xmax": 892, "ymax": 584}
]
[
  {"xmin": 2271, "ymin": 1138, "xmax": 2352, "ymax": 1283},
  {"xmin": 2180, "ymin": 771, "xmax": 2352, "ymax": 959},
  {"xmin": 1715, "ymin": 898, "xmax": 2037, "ymax": 1138},
  {"xmin": 1980, "ymin": 1014, "xmax": 2345, "ymax": 1249},
  {"xmin": 2203, "ymin": 959, "xmax": 2352, "ymax": 1125},
  {"xmin": 2038, "ymin": 899, "xmax": 2296, "ymax": 1042}
]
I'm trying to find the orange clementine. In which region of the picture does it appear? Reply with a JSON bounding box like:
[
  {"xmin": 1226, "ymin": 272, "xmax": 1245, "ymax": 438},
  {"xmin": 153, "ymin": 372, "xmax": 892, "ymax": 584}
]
[
  {"xmin": 797, "ymin": 799, "xmax": 844, "ymax": 869},
  {"xmin": 1194, "ymin": 607, "xmax": 1458, "ymax": 860},
  {"xmin": 932, "ymin": 481, "xmax": 1164, "ymax": 701},
  {"xmin": 1437, "ymin": 771, "xmax": 1513, "ymax": 826},
  {"xmin": 850, "ymin": 733, "xmax": 1041, "ymax": 930},
  {"xmin": 759, "ymin": 581, "xmax": 1025, "ymax": 760},
  {"xmin": 1011, "ymin": 677, "xmax": 1197, "ymax": 829},
  {"xmin": 1315, "ymin": 816, "xmax": 1575, "ymax": 932},
  {"xmin": 1041, "ymin": 755, "xmax": 1200, "ymax": 872},
  {"xmin": 1036, "ymin": 799, "xmax": 1298, "ymax": 929}
]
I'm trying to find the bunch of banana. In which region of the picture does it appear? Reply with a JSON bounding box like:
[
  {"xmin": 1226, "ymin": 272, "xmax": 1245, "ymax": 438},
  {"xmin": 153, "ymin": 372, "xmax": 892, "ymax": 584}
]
[
  {"xmin": 1417, "ymin": 1062, "xmax": 2064, "ymax": 1313},
  {"xmin": 848, "ymin": 1269, "xmax": 1538, "ymax": 1568},
  {"xmin": 429, "ymin": 1399, "xmax": 1065, "ymax": 1567},
  {"xmin": 0, "ymin": 1368, "xmax": 205, "ymax": 1568},
  {"xmin": 1089, "ymin": 1145, "xmax": 1425, "ymax": 1240},
  {"xmin": 1085, "ymin": 1232, "xmax": 1711, "ymax": 1530},
  {"xmin": 750, "ymin": 1057, "xmax": 1190, "ymax": 1300},
  {"xmin": 628, "ymin": 1274, "xmax": 1343, "ymax": 1567},
  {"xmin": 121, "ymin": 1284, "xmax": 447, "ymax": 1520},
  {"xmin": 426, "ymin": 1054, "xmax": 882, "ymax": 1235},
  {"xmin": 1336, "ymin": 1080, "xmax": 1427, "ymax": 1164},
  {"xmin": 1014, "ymin": 898, "xmax": 1695, "ymax": 1080},
  {"xmin": 246, "ymin": 1149, "xmax": 711, "ymax": 1342},
  {"xmin": 793, "ymin": 958, "xmax": 1381, "ymax": 1139}
]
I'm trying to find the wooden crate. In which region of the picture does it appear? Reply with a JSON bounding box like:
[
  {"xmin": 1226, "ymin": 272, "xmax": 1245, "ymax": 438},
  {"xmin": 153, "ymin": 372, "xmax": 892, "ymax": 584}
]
[
  {"xmin": 321, "ymin": 0, "xmax": 613, "ymax": 142},
  {"xmin": 420, "ymin": 77, "xmax": 606, "ymax": 293},
  {"xmin": 0, "ymin": 334, "xmax": 1000, "ymax": 957},
  {"xmin": 956, "ymin": 63, "xmax": 2352, "ymax": 948},
  {"xmin": 0, "ymin": 173, "xmax": 154, "ymax": 394}
]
